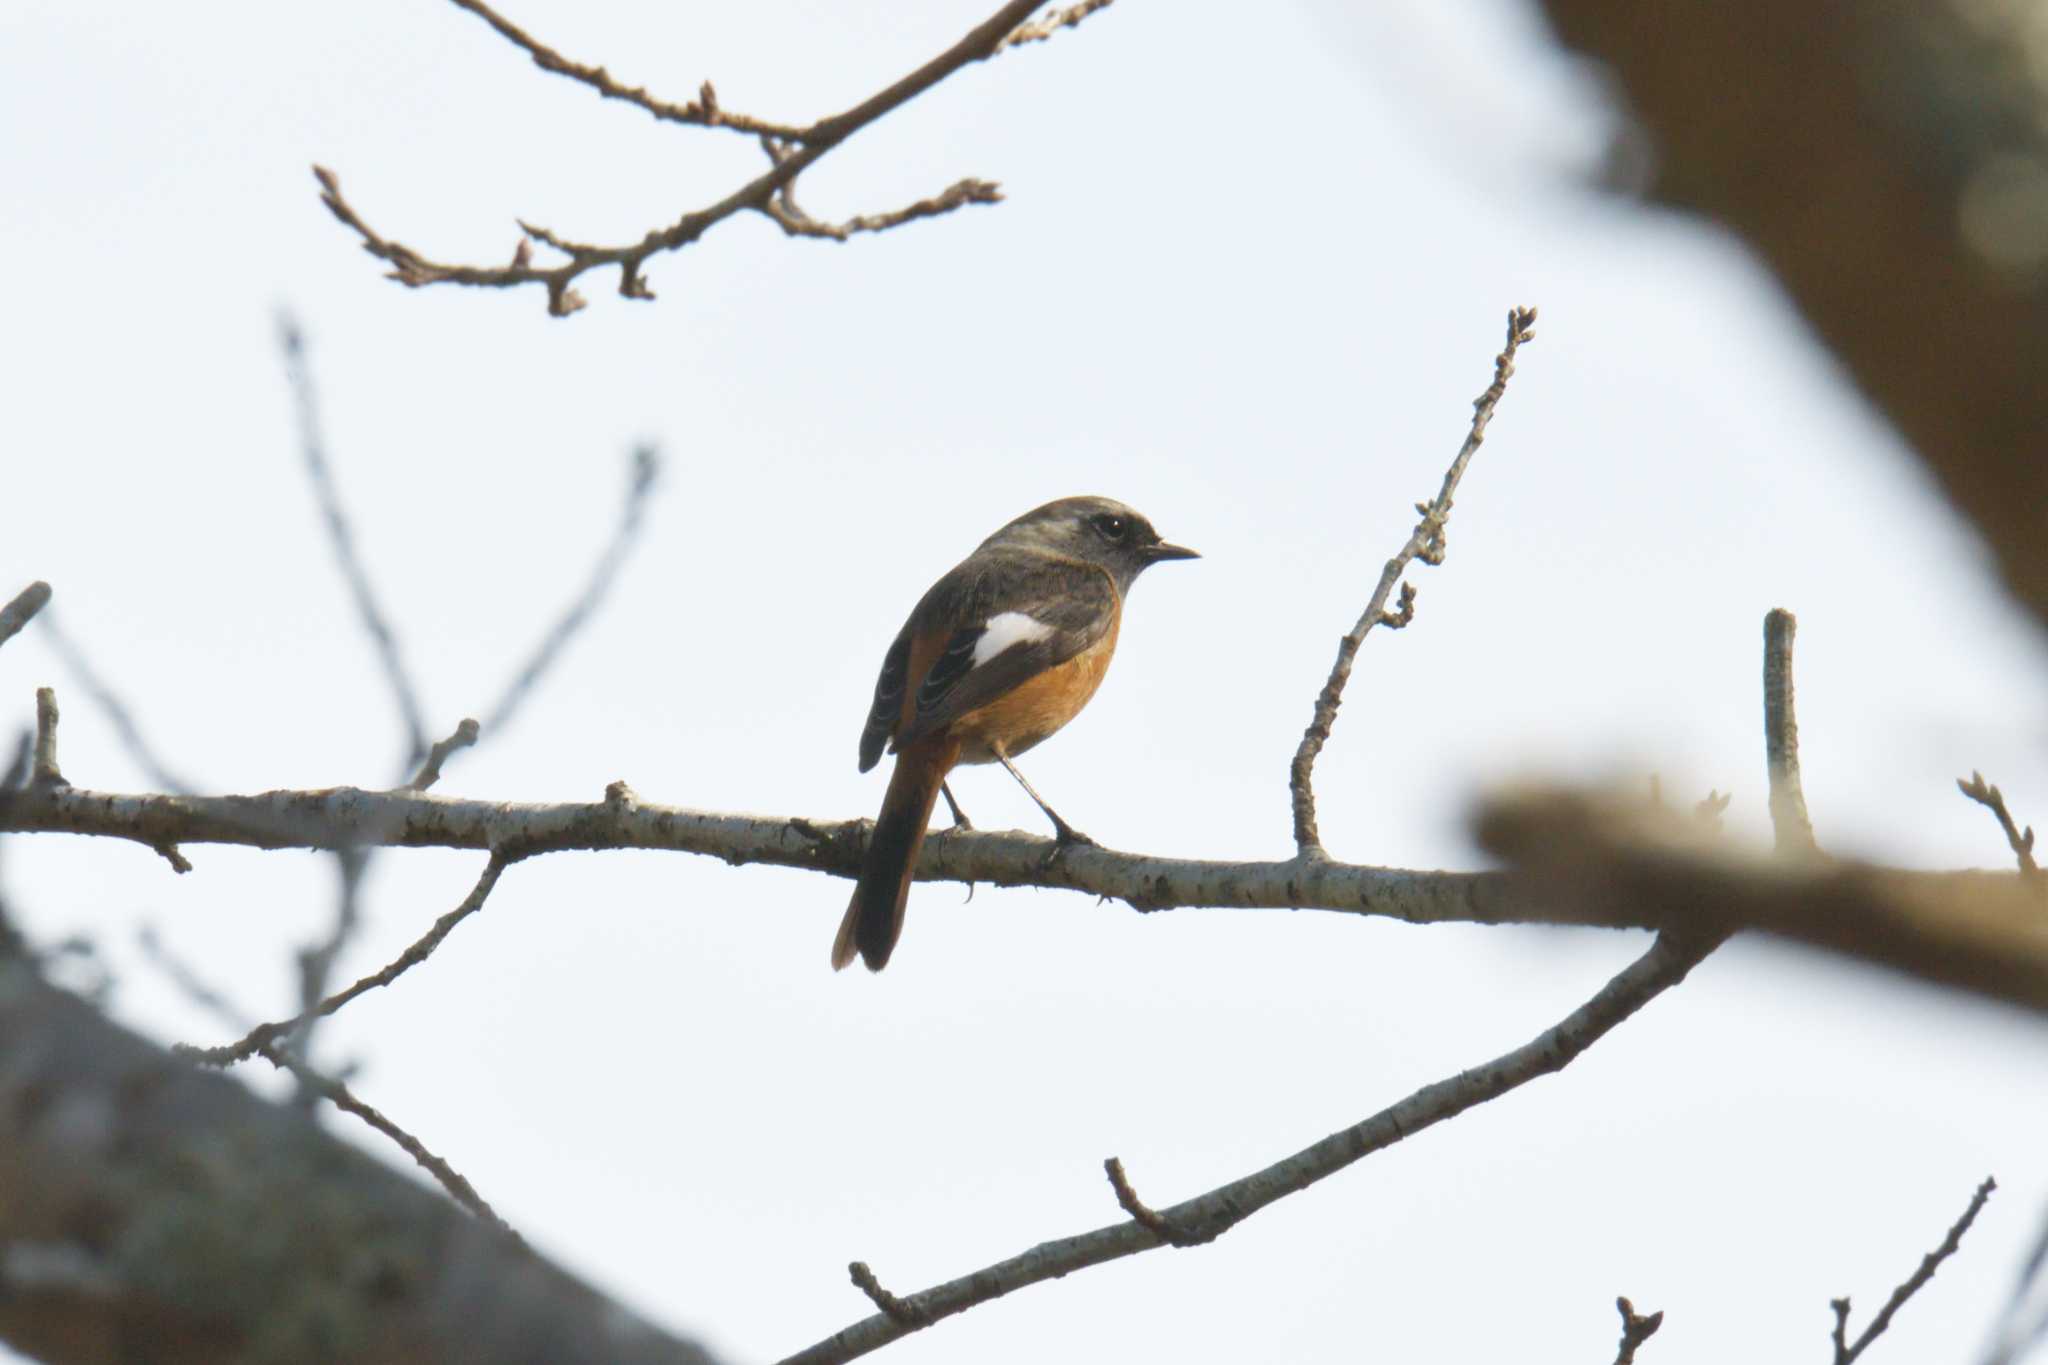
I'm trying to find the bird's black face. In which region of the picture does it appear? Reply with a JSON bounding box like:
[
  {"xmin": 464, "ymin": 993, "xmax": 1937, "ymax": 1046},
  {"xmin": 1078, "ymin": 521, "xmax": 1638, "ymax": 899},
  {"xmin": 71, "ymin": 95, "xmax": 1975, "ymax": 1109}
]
[{"xmin": 991, "ymin": 495, "xmax": 1199, "ymax": 589}]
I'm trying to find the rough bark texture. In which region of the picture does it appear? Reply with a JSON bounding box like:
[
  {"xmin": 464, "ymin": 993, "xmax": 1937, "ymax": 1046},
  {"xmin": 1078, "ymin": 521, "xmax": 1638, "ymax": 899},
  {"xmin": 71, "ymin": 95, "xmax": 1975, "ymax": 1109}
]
[{"xmin": 0, "ymin": 959, "xmax": 717, "ymax": 1365}]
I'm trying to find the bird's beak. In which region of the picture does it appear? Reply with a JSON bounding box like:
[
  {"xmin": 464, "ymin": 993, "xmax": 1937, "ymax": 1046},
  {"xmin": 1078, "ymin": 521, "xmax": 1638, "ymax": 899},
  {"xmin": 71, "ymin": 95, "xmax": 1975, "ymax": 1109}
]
[{"xmin": 1147, "ymin": 541, "xmax": 1200, "ymax": 562}]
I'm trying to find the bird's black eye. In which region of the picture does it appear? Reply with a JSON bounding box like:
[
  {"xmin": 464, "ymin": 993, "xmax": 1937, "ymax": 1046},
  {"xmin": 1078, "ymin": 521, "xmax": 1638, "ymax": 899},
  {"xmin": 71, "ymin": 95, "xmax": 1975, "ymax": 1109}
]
[{"xmin": 1091, "ymin": 513, "xmax": 1129, "ymax": 542}]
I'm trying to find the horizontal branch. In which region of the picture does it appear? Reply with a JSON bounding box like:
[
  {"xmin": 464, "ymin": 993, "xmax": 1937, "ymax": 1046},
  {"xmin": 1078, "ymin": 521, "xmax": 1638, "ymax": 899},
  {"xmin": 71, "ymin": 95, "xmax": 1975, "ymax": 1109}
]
[{"xmin": 0, "ymin": 779, "xmax": 1565, "ymax": 926}]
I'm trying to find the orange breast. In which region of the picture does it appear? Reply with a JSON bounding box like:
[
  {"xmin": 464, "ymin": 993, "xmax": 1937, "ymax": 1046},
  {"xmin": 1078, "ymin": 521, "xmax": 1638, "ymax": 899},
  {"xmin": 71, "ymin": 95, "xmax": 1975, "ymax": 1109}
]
[{"xmin": 950, "ymin": 619, "xmax": 1119, "ymax": 764}]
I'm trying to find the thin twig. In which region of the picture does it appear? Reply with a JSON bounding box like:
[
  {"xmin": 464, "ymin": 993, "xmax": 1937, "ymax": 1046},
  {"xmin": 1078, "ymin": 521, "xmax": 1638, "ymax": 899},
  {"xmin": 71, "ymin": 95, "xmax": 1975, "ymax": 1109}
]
[
  {"xmin": 319, "ymin": 0, "xmax": 1085, "ymax": 314},
  {"xmin": 1763, "ymin": 609, "xmax": 1818, "ymax": 857},
  {"xmin": 761, "ymin": 176, "xmax": 1003, "ymax": 242},
  {"xmin": 1104, "ymin": 1157, "xmax": 1206, "ymax": 1246},
  {"xmin": 279, "ymin": 314, "xmax": 430, "ymax": 768},
  {"xmin": 254, "ymin": 1042, "xmax": 520, "ymax": 1240},
  {"xmin": 483, "ymin": 445, "xmax": 660, "ymax": 737},
  {"xmin": 138, "ymin": 924, "xmax": 254, "ymax": 1032},
  {"xmin": 442, "ymin": 0, "xmax": 805, "ymax": 140},
  {"xmin": 0, "ymin": 581, "xmax": 51, "ymax": 650},
  {"xmin": 779, "ymin": 928, "xmax": 1715, "ymax": 1365},
  {"xmin": 30, "ymin": 689, "xmax": 63, "ymax": 790},
  {"xmin": 1830, "ymin": 1176, "xmax": 1995, "ymax": 1364},
  {"xmin": 1288, "ymin": 306, "xmax": 1537, "ymax": 856},
  {"xmin": 1957, "ymin": 772, "xmax": 2039, "ymax": 879},
  {"xmin": 1612, "ymin": 1296, "xmax": 1663, "ymax": 1364},
  {"xmin": 999, "ymin": 0, "xmax": 1115, "ymax": 47},
  {"xmin": 409, "ymin": 718, "xmax": 482, "ymax": 792},
  {"xmin": 847, "ymin": 1263, "xmax": 929, "ymax": 1327},
  {"xmin": 176, "ymin": 852, "xmax": 512, "ymax": 1067}
]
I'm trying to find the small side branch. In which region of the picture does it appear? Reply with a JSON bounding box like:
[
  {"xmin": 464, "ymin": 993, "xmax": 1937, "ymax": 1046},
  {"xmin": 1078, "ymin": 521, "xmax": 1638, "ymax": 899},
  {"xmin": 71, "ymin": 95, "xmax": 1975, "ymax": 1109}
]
[
  {"xmin": 1104, "ymin": 1157, "xmax": 1207, "ymax": 1247},
  {"xmin": 443, "ymin": 0, "xmax": 805, "ymax": 140},
  {"xmin": 1288, "ymin": 306, "xmax": 1537, "ymax": 856},
  {"xmin": 177, "ymin": 852, "xmax": 512, "ymax": 1067},
  {"xmin": 409, "ymin": 718, "xmax": 481, "ymax": 793},
  {"xmin": 847, "ymin": 1263, "xmax": 929, "ymax": 1327},
  {"xmin": 999, "ymin": 0, "xmax": 1115, "ymax": 47},
  {"xmin": 30, "ymin": 688, "xmax": 64, "ymax": 790},
  {"xmin": 1829, "ymin": 1176, "xmax": 1995, "ymax": 1364},
  {"xmin": 1612, "ymin": 1296, "xmax": 1663, "ymax": 1365},
  {"xmin": 1958, "ymin": 772, "xmax": 2040, "ymax": 878},
  {"xmin": 1763, "ymin": 609, "xmax": 1818, "ymax": 856},
  {"xmin": 254, "ymin": 1043, "xmax": 519, "ymax": 1240},
  {"xmin": 0, "ymin": 581, "xmax": 51, "ymax": 650}
]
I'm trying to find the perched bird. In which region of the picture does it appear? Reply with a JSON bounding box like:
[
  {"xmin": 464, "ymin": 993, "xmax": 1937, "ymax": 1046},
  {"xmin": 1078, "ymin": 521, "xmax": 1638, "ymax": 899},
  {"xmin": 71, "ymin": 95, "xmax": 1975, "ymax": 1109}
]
[{"xmin": 833, "ymin": 495, "xmax": 1197, "ymax": 971}]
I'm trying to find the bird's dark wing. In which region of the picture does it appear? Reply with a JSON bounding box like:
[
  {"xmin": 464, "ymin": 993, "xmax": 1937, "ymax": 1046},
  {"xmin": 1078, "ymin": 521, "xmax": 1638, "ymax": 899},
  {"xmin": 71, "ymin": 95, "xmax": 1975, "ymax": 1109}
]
[
  {"xmin": 857, "ymin": 627, "xmax": 913, "ymax": 772},
  {"xmin": 892, "ymin": 555, "xmax": 1116, "ymax": 752}
]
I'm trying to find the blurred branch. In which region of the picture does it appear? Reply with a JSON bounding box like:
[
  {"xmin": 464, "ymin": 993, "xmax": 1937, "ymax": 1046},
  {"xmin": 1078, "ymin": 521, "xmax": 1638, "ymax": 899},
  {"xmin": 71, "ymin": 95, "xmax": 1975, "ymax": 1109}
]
[
  {"xmin": 38, "ymin": 610, "xmax": 196, "ymax": 794},
  {"xmin": 1533, "ymin": 1, "xmax": 2048, "ymax": 635},
  {"xmin": 321, "ymin": 0, "xmax": 1109, "ymax": 315},
  {"xmin": 780, "ymin": 928, "xmax": 1719, "ymax": 1365},
  {"xmin": 483, "ymin": 446, "xmax": 660, "ymax": 738},
  {"xmin": 1958, "ymin": 771, "xmax": 2039, "ymax": 878},
  {"xmin": 279, "ymin": 314, "xmax": 429, "ymax": 769},
  {"xmin": 1762, "ymin": 608, "xmax": 1818, "ymax": 856},
  {"xmin": 1829, "ymin": 1176, "xmax": 1995, "ymax": 1364},
  {"xmin": 1475, "ymin": 785, "xmax": 2048, "ymax": 1013},
  {"xmin": 0, "ymin": 581, "xmax": 51, "ymax": 649},
  {"xmin": 1288, "ymin": 306, "xmax": 1536, "ymax": 857},
  {"xmin": 0, "ymin": 956, "xmax": 717, "ymax": 1365},
  {"xmin": 1612, "ymin": 1296, "xmax": 1663, "ymax": 1364}
]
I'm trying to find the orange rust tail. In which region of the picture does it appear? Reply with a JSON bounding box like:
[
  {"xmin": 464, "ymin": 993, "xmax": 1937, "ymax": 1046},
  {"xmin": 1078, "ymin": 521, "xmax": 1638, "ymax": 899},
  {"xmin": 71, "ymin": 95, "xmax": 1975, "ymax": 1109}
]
[{"xmin": 833, "ymin": 736, "xmax": 959, "ymax": 971}]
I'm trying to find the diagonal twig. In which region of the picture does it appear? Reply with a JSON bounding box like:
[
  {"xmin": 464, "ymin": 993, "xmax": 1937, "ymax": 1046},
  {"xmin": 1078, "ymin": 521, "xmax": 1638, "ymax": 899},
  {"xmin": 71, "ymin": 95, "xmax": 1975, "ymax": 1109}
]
[
  {"xmin": 442, "ymin": 0, "xmax": 804, "ymax": 140},
  {"xmin": 280, "ymin": 313, "xmax": 430, "ymax": 769},
  {"xmin": 254, "ymin": 1041, "xmax": 519, "ymax": 1240},
  {"xmin": 1957, "ymin": 772, "xmax": 2039, "ymax": 879},
  {"xmin": 1288, "ymin": 306, "xmax": 1537, "ymax": 857},
  {"xmin": 0, "ymin": 582, "xmax": 51, "ymax": 650},
  {"xmin": 36, "ymin": 611, "xmax": 196, "ymax": 795},
  {"xmin": 781, "ymin": 928, "xmax": 1716, "ymax": 1365},
  {"xmin": 177, "ymin": 852, "xmax": 512, "ymax": 1067},
  {"xmin": 482, "ymin": 445, "xmax": 661, "ymax": 737},
  {"xmin": 1830, "ymin": 1176, "xmax": 1995, "ymax": 1364},
  {"xmin": 1612, "ymin": 1296, "xmax": 1663, "ymax": 1364}
]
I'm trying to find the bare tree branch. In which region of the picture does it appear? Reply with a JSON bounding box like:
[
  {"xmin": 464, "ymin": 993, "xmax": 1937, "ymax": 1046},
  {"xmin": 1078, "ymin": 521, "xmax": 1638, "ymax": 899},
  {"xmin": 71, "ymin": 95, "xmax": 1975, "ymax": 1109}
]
[
  {"xmin": 1288, "ymin": 306, "xmax": 1536, "ymax": 856},
  {"xmin": 1958, "ymin": 772, "xmax": 2039, "ymax": 879},
  {"xmin": 779, "ymin": 927, "xmax": 1719, "ymax": 1365},
  {"xmin": 29, "ymin": 688, "xmax": 63, "ymax": 790},
  {"xmin": 320, "ymin": 0, "xmax": 1107, "ymax": 315},
  {"xmin": 1612, "ymin": 1296, "xmax": 1663, "ymax": 1364},
  {"xmin": 999, "ymin": 0, "xmax": 1115, "ymax": 48},
  {"xmin": 1830, "ymin": 1176, "xmax": 1996, "ymax": 1364},
  {"xmin": 0, "ymin": 581, "xmax": 51, "ymax": 650}
]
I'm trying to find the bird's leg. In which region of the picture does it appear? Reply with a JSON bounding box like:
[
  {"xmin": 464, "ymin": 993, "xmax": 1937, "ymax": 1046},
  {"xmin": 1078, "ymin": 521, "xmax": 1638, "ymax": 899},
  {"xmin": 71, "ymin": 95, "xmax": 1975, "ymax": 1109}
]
[
  {"xmin": 992, "ymin": 745, "xmax": 1095, "ymax": 852},
  {"xmin": 938, "ymin": 781, "xmax": 974, "ymax": 831}
]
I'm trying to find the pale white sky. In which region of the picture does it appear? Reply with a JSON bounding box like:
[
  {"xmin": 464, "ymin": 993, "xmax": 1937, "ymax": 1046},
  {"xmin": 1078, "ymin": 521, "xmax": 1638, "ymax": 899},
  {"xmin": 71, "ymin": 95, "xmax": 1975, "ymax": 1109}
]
[{"xmin": 5, "ymin": 2, "xmax": 2048, "ymax": 1362}]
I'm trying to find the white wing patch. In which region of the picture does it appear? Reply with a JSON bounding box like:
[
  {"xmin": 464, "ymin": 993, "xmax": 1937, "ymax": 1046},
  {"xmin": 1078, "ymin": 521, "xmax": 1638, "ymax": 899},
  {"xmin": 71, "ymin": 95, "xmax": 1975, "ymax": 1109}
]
[{"xmin": 972, "ymin": 611, "xmax": 1054, "ymax": 666}]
